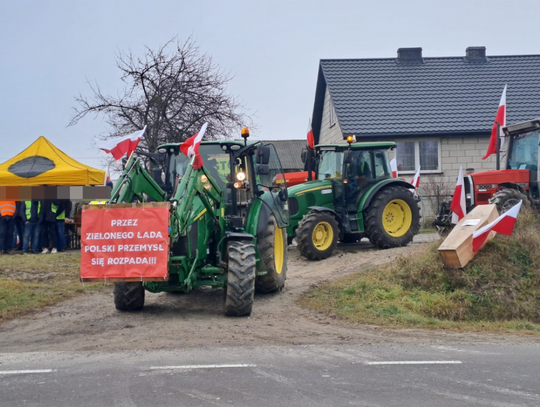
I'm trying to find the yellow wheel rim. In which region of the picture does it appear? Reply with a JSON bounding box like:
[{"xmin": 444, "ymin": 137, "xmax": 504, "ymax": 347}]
[
  {"xmin": 312, "ymin": 221, "xmax": 333, "ymax": 251},
  {"xmin": 382, "ymin": 199, "xmax": 412, "ymax": 237},
  {"xmin": 274, "ymin": 227, "xmax": 284, "ymax": 275}
]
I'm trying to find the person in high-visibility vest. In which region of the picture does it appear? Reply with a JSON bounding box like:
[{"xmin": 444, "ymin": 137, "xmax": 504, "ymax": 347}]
[
  {"xmin": 55, "ymin": 200, "xmax": 71, "ymax": 252},
  {"xmin": 12, "ymin": 201, "xmax": 26, "ymax": 251},
  {"xmin": 38, "ymin": 199, "xmax": 59, "ymax": 254},
  {"xmin": 0, "ymin": 200, "xmax": 16, "ymax": 255},
  {"xmin": 23, "ymin": 201, "xmax": 41, "ymax": 254}
]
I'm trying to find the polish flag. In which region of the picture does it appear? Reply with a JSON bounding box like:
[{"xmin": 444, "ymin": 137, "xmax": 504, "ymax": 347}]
[
  {"xmin": 103, "ymin": 163, "xmax": 111, "ymax": 186},
  {"xmin": 180, "ymin": 123, "xmax": 208, "ymax": 169},
  {"xmin": 96, "ymin": 126, "xmax": 147, "ymax": 160},
  {"xmin": 472, "ymin": 200, "xmax": 522, "ymax": 252},
  {"xmin": 450, "ymin": 166, "xmax": 466, "ymax": 224},
  {"xmin": 483, "ymin": 84, "xmax": 507, "ymax": 160},
  {"xmin": 390, "ymin": 157, "xmax": 398, "ymax": 178},
  {"xmin": 307, "ymin": 119, "xmax": 315, "ymax": 149},
  {"xmin": 411, "ymin": 166, "xmax": 421, "ymax": 188}
]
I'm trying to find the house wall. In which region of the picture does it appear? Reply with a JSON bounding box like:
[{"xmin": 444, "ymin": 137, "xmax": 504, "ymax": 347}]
[{"xmin": 318, "ymin": 87, "xmax": 344, "ymax": 144}]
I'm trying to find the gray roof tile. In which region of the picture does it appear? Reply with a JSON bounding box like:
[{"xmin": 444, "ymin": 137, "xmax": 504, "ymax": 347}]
[{"xmin": 317, "ymin": 54, "xmax": 540, "ymax": 138}]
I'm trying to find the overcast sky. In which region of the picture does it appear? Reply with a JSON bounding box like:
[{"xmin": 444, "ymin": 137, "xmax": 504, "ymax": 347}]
[{"xmin": 1, "ymin": 0, "xmax": 539, "ymax": 171}]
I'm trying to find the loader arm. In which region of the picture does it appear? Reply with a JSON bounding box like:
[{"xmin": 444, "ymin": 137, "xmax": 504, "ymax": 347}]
[{"xmin": 110, "ymin": 156, "xmax": 168, "ymax": 204}]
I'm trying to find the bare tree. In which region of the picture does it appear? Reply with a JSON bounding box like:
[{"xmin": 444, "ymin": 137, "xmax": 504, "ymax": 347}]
[{"xmin": 70, "ymin": 37, "xmax": 250, "ymax": 153}]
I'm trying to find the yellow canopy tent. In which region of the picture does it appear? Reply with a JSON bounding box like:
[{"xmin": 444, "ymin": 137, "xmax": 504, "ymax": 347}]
[{"xmin": 0, "ymin": 136, "xmax": 105, "ymax": 186}]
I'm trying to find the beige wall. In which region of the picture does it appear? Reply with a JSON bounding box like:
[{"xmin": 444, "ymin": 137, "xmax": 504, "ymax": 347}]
[{"xmin": 319, "ymin": 87, "xmax": 344, "ymax": 144}]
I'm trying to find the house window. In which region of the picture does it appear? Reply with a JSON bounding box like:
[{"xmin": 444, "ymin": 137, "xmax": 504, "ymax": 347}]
[
  {"xmin": 329, "ymin": 98, "xmax": 337, "ymax": 127},
  {"xmin": 396, "ymin": 140, "xmax": 440, "ymax": 173}
]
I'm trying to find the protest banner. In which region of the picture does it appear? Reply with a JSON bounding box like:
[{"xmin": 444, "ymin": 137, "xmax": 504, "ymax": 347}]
[{"xmin": 80, "ymin": 202, "xmax": 169, "ymax": 282}]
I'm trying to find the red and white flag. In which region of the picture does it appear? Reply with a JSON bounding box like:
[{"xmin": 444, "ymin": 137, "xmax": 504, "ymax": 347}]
[
  {"xmin": 103, "ymin": 163, "xmax": 111, "ymax": 186},
  {"xmin": 483, "ymin": 84, "xmax": 507, "ymax": 160},
  {"xmin": 307, "ymin": 119, "xmax": 315, "ymax": 149},
  {"xmin": 390, "ymin": 157, "xmax": 398, "ymax": 178},
  {"xmin": 411, "ymin": 166, "xmax": 421, "ymax": 188},
  {"xmin": 180, "ymin": 123, "xmax": 208, "ymax": 169},
  {"xmin": 96, "ymin": 126, "xmax": 147, "ymax": 160},
  {"xmin": 450, "ymin": 166, "xmax": 466, "ymax": 224},
  {"xmin": 472, "ymin": 200, "xmax": 522, "ymax": 252}
]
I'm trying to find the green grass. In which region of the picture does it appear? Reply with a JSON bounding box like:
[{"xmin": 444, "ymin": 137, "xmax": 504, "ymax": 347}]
[
  {"xmin": 300, "ymin": 212, "xmax": 540, "ymax": 333},
  {"xmin": 0, "ymin": 252, "xmax": 103, "ymax": 322}
]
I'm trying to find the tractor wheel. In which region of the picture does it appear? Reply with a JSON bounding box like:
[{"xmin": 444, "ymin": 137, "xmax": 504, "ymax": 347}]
[
  {"xmin": 490, "ymin": 188, "xmax": 530, "ymax": 214},
  {"xmin": 224, "ymin": 241, "xmax": 256, "ymax": 316},
  {"xmin": 364, "ymin": 186, "xmax": 421, "ymax": 249},
  {"xmin": 113, "ymin": 282, "xmax": 145, "ymax": 311},
  {"xmin": 256, "ymin": 214, "xmax": 287, "ymax": 293},
  {"xmin": 296, "ymin": 211, "xmax": 339, "ymax": 260}
]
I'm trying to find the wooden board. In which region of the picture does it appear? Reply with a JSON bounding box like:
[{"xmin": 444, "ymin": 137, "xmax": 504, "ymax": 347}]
[{"xmin": 438, "ymin": 204, "xmax": 499, "ymax": 268}]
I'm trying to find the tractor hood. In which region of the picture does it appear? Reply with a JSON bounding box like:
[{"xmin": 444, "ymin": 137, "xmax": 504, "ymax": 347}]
[
  {"xmin": 287, "ymin": 179, "xmax": 333, "ymax": 198},
  {"xmin": 471, "ymin": 169, "xmax": 530, "ymax": 186}
]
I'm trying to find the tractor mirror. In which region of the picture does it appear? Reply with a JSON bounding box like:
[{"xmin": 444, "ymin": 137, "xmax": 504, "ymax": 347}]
[
  {"xmin": 257, "ymin": 164, "xmax": 270, "ymax": 175},
  {"xmin": 301, "ymin": 149, "xmax": 307, "ymax": 163},
  {"xmin": 343, "ymin": 150, "xmax": 352, "ymax": 164},
  {"xmin": 152, "ymin": 167, "xmax": 162, "ymax": 185},
  {"xmin": 279, "ymin": 188, "xmax": 288, "ymax": 201},
  {"xmin": 257, "ymin": 145, "xmax": 271, "ymax": 165}
]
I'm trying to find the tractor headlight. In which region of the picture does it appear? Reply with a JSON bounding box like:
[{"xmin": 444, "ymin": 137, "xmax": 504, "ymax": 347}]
[
  {"xmin": 201, "ymin": 175, "xmax": 208, "ymax": 183},
  {"xmin": 234, "ymin": 181, "xmax": 242, "ymax": 189},
  {"xmin": 236, "ymin": 171, "xmax": 246, "ymax": 181}
]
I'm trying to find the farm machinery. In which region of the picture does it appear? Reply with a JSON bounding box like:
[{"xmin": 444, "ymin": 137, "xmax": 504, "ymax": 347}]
[
  {"xmin": 286, "ymin": 137, "xmax": 421, "ymax": 260},
  {"xmin": 103, "ymin": 128, "xmax": 290, "ymax": 316},
  {"xmin": 435, "ymin": 118, "xmax": 540, "ymax": 231}
]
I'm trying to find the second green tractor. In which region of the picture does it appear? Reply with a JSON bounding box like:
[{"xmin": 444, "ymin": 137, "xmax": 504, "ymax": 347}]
[{"xmin": 287, "ymin": 140, "xmax": 421, "ymax": 260}]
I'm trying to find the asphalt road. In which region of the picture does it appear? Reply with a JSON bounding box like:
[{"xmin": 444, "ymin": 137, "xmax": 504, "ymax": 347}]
[{"xmin": 1, "ymin": 343, "xmax": 539, "ymax": 406}]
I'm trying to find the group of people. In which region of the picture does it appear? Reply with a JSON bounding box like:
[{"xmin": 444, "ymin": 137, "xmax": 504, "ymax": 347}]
[{"xmin": 0, "ymin": 199, "xmax": 73, "ymax": 255}]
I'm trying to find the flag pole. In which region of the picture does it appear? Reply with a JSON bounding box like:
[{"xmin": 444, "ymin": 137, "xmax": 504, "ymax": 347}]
[{"xmin": 496, "ymin": 122, "xmax": 501, "ymax": 171}]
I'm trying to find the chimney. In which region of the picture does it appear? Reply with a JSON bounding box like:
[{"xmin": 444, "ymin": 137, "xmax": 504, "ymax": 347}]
[
  {"xmin": 466, "ymin": 46, "xmax": 487, "ymax": 62},
  {"xmin": 397, "ymin": 47, "xmax": 423, "ymax": 63}
]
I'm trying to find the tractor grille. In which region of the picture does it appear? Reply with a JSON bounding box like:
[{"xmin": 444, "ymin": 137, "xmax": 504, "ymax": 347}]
[{"xmin": 289, "ymin": 197, "xmax": 299, "ymax": 216}]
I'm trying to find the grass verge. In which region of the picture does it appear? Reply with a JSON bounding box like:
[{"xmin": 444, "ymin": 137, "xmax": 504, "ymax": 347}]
[
  {"xmin": 299, "ymin": 212, "xmax": 540, "ymax": 333},
  {"xmin": 0, "ymin": 251, "xmax": 103, "ymax": 322}
]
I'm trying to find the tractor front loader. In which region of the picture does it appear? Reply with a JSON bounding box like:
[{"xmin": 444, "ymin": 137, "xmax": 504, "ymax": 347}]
[{"xmin": 96, "ymin": 128, "xmax": 290, "ymax": 316}]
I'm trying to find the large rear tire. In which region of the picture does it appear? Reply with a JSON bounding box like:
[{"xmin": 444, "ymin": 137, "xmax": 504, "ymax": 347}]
[
  {"xmin": 296, "ymin": 211, "xmax": 339, "ymax": 260},
  {"xmin": 256, "ymin": 214, "xmax": 287, "ymax": 293},
  {"xmin": 490, "ymin": 188, "xmax": 530, "ymax": 214},
  {"xmin": 224, "ymin": 241, "xmax": 256, "ymax": 316},
  {"xmin": 113, "ymin": 282, "xmax": 145, "ymax": 311},
  {"xmin": 364, "ymin": 186, "xmax": 420, "ymax": 249}
]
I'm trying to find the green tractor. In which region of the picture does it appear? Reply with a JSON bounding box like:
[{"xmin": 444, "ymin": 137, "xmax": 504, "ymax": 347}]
[
  {"xmin": 107, "ymin": 128, "xmax": 289, "ymax": 316},
  {"xmin": 287, "ymin": 139, "xmax": 421, "ymax": 260}
]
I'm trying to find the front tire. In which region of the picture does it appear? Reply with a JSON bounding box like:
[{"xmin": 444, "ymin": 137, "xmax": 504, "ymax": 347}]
[
  {"xmin": 256, "ymin": 215, "xmax": 287, "ymax": 293},
  {"xmin": 224, "ymin": 241, "xmax": 256, "ymax": 316},
  {"xmin": 113, "ymin": 282, "xmax": 145, "ymax": 311},
  {"xmin": 296, "ymin": 211, "xmax": 339, "ymax": 260},
  {"xmin": 364, "ymin": 186, "xmax": 420, "ymax": 249},
  {"xmin": 490, "ymin": 188, "xmax": 530, "ymax": 214}
]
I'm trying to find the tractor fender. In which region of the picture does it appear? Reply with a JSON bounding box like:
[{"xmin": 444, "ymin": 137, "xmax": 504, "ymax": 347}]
[
  {"xmin": 256, "ymin": 202, "xmax": 272, "ymax": 237},
  {"xmin": 359, "ymin": 179, "xmax": 415, "ymax": 212},
  {"xmin": 307, "ymin": 206, "xmax": 339, "ymax": 219},
  {"xmin": 497, "ymin": 182, "xmax": 528, "ymax": 195},
  {"xmin": 226, "ymin": 232, "xmax": 255, "ymax": 242}
]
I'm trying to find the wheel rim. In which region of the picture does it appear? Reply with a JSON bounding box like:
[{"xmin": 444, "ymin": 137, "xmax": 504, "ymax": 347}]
[
  {"xmin": 312, "ymin": 221, "xmax": 333, "ymax": 251},
  {"xmin": 382, "ymin": 199, "xmax": 412, "ymax": 237},
  {"xmin": 274, "ymin": 227, "xmax": 284, "ymax": 275}
]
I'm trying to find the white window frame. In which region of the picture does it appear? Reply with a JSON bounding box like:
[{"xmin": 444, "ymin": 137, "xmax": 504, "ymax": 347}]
[{"xmin": 396, "ymin": 139, "xmax": 442, "ymax": 174}]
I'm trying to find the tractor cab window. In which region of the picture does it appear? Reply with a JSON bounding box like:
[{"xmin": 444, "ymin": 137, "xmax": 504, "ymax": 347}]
[
  {"xmin": 318, "ymin": 150, "xmax": 343, "ymax": 180},
  {"xmin": 508, "ymin": 130, "xmax": 539, "ymax": 171}
]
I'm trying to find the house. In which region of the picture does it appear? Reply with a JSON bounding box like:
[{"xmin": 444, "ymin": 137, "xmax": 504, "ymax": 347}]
[
  {"xmin": 311, "ymin": 47, "xmax": 540, "ymax": 216},
  {"xmin": 262, "ymin": 139, "xmax": 306, "ymax": 173}
]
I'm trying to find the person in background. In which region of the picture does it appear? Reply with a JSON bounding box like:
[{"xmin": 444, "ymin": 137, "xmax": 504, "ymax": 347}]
[
  {"xmin": 0, "ymin": 200, "xmax": 17, "ymax": 255},
  {"xmin": 23, "ymin": 201, "xmax": 41, "ymax": 254},
  {"xmin": 39, "ymin": 199, "xmax": 59, "ymax": 254},
  {"xmin": 55, "ymin": 200, "xmax": 72, "ymax": 252},
  {"xmin": 12, "ymin": 201, "xmax": 25, "ymax": 251}
]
